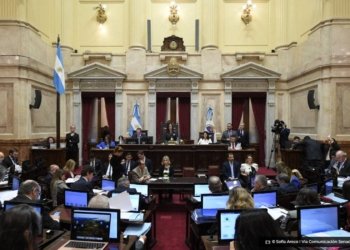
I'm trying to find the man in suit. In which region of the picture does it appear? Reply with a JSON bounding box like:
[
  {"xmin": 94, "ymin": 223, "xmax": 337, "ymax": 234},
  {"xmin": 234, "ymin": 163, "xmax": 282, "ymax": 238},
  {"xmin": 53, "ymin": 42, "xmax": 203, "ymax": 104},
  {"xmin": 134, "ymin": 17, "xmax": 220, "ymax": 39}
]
[
  {"xmin": 2, "ymin": 148, "xmax": 21, "ymax": 173},
  {"xmin": 108, "ymin": 176, "xmax": 137, "ymax": 197},
  {"xmin": 123, "ymin": 152, "xmax": 137, "ymax": 175},
  {"xmin": 71, "ymin": 165, "xmax": 95, "ymax": 199},
  {"xmin": 137, "ymin": 150, "xmax": 153, "ymax": 176},
  {"xmin": 110, "ymin": 146, "xmax": 125, "ymax": 182},
  {"xmin": 208, "ymin": 176, "xmax": 223, "ymax": 193},
  {"xmin": 328, "ymin": 150, "xmax": 350, "ymax": 177},
  {"xmin": 221, "ymin": 123, "xmax": 237, "ymax": 144},
  {"xmin": 228, "ymin": 135, "xmax": 242, "ymax": 151},
  {"xmin": 10, "ymin": 180, "xmax": 60, "ymax": 230},
  {"xmin": 237, "ymin": 123, "xmax": 249, "ymax": 148},
  {"xmin": 89, "ymin": 153, "xmax": 103, "ymax": 178},
  {"xmin": 132, "ymin": 128, "xmax": 146, "ymax": 144},
  {"xmin": 278, "ymin": 121, "xmax": 290, "ymax": 149},
  {"xmin": 297, "ymin": 136, "xmax": 324, "ymax": 171},
  {"xmin": 43, "ymin": 164, "xmax": 59, "ymax": 186},
  {"xmin": 276, "ymin": 173, "xmax": 299, "ymax": 194},
  {"xmin": 222, "ymin": 152, "xmax": 241, "ymax": 180},
  {"xmin": 65, "ymin": 124, "xmax": 79, "ymax": 163},
  {"xmin": 251, "ymin": 175, "xmax": 272, "ymax": 192}
]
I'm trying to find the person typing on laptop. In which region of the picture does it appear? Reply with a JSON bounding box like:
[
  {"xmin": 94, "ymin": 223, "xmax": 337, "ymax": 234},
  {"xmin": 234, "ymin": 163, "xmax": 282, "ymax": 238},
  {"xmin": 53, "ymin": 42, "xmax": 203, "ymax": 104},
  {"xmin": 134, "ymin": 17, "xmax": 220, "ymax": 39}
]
[
  {"xmin": 71, "ymin": 165, "xmax": 95, "ymax": 200},
  {"xmin": 10, "ymin": 180, "xmax": 60, "ymax": 230}
]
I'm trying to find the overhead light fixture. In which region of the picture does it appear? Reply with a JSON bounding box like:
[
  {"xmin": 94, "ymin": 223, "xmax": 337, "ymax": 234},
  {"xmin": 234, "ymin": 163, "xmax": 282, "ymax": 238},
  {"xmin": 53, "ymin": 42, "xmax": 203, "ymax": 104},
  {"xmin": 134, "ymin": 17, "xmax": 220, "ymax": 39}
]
[
  {"xmin": 241, "ymin": 0, "xmax": 256, "ymax": 25},
  {"xmin": 95, "ymin": 3, "xmax": 107, "ymax": 24},
  {"xmin": 169, "ymin": 1, "xmax": 179, "ymax": 26}
]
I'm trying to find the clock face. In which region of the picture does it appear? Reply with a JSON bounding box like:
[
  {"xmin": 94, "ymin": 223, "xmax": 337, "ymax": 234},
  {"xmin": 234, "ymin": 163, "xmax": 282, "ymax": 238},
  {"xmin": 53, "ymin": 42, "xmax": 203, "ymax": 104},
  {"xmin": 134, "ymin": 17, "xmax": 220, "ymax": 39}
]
[{"xmin": 170, "ymin": 40, "xmax": 178, "ymax": 50}]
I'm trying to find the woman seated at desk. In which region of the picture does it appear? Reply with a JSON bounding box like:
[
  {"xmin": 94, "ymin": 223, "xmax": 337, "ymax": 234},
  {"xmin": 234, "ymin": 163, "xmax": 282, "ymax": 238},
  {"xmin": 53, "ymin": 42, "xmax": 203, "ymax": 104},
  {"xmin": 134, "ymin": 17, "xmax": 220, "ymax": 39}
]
[
  {"xmin": 159, "ymin": 155, "xmax": 174, "ymax": 178},
  {"xmin": 51, "ymin": 168, "xmax": 69, "ymax": 207},
  {"xmin": 63, "ymin": 159, "xmax": 76, "ymax": 179},
  {"xmin": 198, "ymin": 131, "xmax": 212, "ymax": 145},
  {"xmin": 163, "ymin": 122, "xmax": 178, "ymax": 143},
  {"xmin": 240, "ymin": 155, "xmax": 258, "ymax": 188}
]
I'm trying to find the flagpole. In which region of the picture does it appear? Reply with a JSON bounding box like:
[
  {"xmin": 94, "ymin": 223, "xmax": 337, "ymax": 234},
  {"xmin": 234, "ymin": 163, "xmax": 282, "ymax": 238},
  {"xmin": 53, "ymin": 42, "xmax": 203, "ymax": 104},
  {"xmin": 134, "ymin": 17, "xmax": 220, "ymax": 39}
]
[{"xmin": 56, "ymin": 35, "xmax": 61, "ymax": 149}]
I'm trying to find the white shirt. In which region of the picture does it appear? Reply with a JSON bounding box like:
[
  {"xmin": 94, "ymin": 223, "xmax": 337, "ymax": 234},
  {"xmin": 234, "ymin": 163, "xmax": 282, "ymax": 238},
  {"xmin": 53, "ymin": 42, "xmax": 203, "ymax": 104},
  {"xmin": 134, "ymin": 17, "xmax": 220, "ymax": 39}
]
[
  {"xmin": 198, "ymin": 138, "xmax": 212, "ymax": 145},
  {"xmin": 240, "ymin": 163, "xmax": 258, "ymax": 175},
  {"xmin": 228, "ymin": 142, "xmax": 242, "ymax": 150},
  {"xmin": 105, "ymin": 163, "xmax": 113, "ymax": 177}
]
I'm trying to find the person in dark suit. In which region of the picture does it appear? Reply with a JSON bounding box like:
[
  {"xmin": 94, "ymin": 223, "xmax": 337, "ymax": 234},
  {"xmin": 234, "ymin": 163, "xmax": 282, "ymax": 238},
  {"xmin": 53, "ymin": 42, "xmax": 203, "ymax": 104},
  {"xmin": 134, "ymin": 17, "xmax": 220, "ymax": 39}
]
[
  {"xmin": 10, "ymin": 180, "xmax": 60, "ymax": 230},
  {"xmin": 137, "ymin": 150, "xmax": 153, "ymax": 176},
  {"xmin": 222, "ymin": 152, "xmax": 241, "ymax": 180},
  {"xmin": 110, "ymin": 146, "xmax": 125, "ymax": 182},
  {"xmin": 107, "ymin": 176, "xmax": 137, "ymax": 197},
  {"xmin": 71, "ymin": 165, "xmax": 95, "ymax": 199},
  {"xmin": 158, "ymin": 155, "xmax": 175, "ymax": 178},
  {"xmin": 2, "ymin": 148, "xmax": 20, "ymax": 174},
  {"xmin": 297, "ymin": 136, "xmax": 324, "ymax": 171},
  {"xmin": 276, "ymin": 173, "xmax": 299, "ymax": 194},
  {"xmin": 237, "ymin": 123, "xmax": 249, "ymax": 148},
  {"xmin": 163, "ymin": 122, "xmax": 178, "ymax": 143},
  {"xmin": 65, "ymin": 124, "xmax": 79, "ymax": 163},
  {"xmin": 221, "ymin": 123, "xmax": 237, "ymax": 144},
  {"xmin": 323, "ymin": 136, "xmax": 340, "ymax": 169},
  {"xmin": 123, "ymin": 152, "xmax": 137, "ymax": 176},
  {"xmin": 328, "ymin": 150, "xmax": 350, "ymax": 177},
  {"xmin": 208, "ymin": 176, "xmax": 223, "ymax": 193},
  {"xmin": 278, "ymin": 121, "xmax": 290, "ymax": 149},
  {"xmin": 102, "ymin": 153, "xmax": 113, "ymax": 179},
  {"xmin": 89, "ymin": 153, "xmax": 103, "ymax": 177},
  {"xmin": 132, "ymin": 128, "xmax": 146, "ymax": 145}
]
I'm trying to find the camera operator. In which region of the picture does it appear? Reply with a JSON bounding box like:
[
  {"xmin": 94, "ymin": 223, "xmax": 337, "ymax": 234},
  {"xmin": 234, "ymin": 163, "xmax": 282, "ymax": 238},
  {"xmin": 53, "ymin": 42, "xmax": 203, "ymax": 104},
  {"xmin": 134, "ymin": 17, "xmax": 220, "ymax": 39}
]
[{"xmin": 271, "ymin": 120, "xmax": 290, "ymax": 149}]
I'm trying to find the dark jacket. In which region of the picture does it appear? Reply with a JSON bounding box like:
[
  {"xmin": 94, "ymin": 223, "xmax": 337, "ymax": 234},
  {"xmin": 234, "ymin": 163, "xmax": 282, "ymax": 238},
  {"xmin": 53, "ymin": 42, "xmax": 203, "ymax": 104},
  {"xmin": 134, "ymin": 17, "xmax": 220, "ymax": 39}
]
[
  {"xmin": 10, "ymin": 194, "xmax": 60, "ymax": 230},
  {"xmin": 110, "ymin": 154, "xmax": 125, "ymax": 182},
  {"xmin": 222, "ymin": 161, "xmax": 241, "ymax": 180},
  {"xmin": 70, "ymin": 177, "xmax": 94, "ymax": 199},
  {"xmin": 122, "ymin": 160, "xmax": 137, "ymax": 175},
  {"xmin": 159, "ymin": 166, "xmax": 175, "ymax": 177},
  {"xmin": 65, "ymin": 132, "xmax": 79, "ymax": 153},
  {"xmin": 277, "ymin": 183, "xmax": 299, "ymax": 194}
]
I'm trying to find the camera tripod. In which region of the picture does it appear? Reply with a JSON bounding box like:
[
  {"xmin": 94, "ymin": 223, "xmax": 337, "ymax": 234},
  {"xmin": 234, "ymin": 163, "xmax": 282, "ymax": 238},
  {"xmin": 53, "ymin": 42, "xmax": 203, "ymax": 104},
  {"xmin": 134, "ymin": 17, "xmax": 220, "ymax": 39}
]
[{"xmin": 267, "ymin": 133, "xmax": 281, "ymax": 169}]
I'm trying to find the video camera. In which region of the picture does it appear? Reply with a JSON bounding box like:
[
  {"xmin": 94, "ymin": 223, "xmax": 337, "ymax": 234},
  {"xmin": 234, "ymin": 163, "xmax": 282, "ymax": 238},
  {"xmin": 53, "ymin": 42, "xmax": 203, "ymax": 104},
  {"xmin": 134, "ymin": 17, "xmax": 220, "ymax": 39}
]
[{"xmin": 271, "ymin": 119, "xmax": 285, "ymax": 134}]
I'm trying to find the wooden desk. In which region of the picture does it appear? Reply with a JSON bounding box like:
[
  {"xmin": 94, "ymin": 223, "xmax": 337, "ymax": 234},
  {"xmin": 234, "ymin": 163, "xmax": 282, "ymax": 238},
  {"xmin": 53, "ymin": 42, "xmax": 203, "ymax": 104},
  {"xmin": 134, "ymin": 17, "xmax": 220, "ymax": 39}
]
[
  {"xmin": 148, "ymin": 177, "xmax": 208, "ymax": 192},
  {"xmin": 31, "ymin": 148, "xmax": 66, "ymax": 169},
  {"xmin": 42, "ymin": 231, "xmax": 137, "ymax": 249},
  {"xmin": 280, "ymin": 149, "xmax": 303, "ymax": 169},
  {"xmin": 201, "ymin": 235, "xmax": 230, "ymax": 250},
  {"xmin": 91, "ymin": 145, "xmax": 256, "ymax": 174}
]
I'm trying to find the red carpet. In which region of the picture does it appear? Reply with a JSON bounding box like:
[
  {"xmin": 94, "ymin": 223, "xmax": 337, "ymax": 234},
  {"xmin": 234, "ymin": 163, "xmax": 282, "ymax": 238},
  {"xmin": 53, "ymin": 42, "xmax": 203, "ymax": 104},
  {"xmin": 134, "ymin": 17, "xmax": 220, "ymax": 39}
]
[{"xmin": 257, "ymin": 167, "xmax": 277, "ymax": 178}]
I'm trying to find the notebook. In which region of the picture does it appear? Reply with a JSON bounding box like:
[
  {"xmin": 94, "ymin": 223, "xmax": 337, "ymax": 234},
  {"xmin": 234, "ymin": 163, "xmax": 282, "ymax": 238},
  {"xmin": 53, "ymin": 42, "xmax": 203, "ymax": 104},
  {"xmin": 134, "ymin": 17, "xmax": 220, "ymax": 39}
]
[
  {"xmin": 112, "ymin": 193, "xmax": 140, "ymax": 212},
  {"xmin": 3, "ymin": 201, "xmax": 44, "ymax": 235},
  {"xmin": 58, "ymin": 210, "xmax": 111, "ymax": 250},
  {"xmin": 324, "ymin": 179, "xmax": 333, "ymax": 195},
  {"xmin": 252, "ymin": 190, "xmax": 277, "ymax": 208},
  {"xmin": 297, "ymin": 204, "xmax": 339, "ymax": 237},
  {"xmin": 11, "ymin": 176, "xmax": 20, "ymax": 191},
  {"xmin": 225, "ymin": 179, "xmax": 241, "ymax": 191},
  {"xmin": 73, "ymin": 207, "xmax": 120, "ymax": 242},
  {"xmin": 217, "ymin": 209, "xmax": 242, "ymax": 244},
  {"xmin": 64, "ymin": 189, "xmax": 88, "ymax": 208},
  {"xmin": 201, "ymin": 194, "xmax": 229, "ymax": 217},
  {"xmin": 129, "ymin": 184, "xmax": 148, "ymax": 196},
  {"xmin": 101, "ymin": 179, "xmax": 115, "ymax": 191}
]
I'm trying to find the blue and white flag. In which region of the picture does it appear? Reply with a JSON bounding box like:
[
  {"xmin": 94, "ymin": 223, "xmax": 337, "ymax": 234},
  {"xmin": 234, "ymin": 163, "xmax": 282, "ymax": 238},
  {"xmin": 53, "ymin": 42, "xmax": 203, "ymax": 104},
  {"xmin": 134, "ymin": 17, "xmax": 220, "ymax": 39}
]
[
  {"xmin": 53, "ymin": 38, "xmax": 65, "ymax": 94},
  {"xmin": 128, "ymin": 102, "xmax": 142, "ymax": 136}
]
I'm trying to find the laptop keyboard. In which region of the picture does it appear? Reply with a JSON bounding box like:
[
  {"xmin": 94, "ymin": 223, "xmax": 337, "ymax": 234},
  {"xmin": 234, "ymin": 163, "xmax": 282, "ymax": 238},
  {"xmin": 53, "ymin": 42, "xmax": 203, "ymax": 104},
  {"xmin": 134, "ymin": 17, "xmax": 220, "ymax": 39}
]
[{"xmin": 65, "ymin": 241, "xmax": 105, "ymax": 249}]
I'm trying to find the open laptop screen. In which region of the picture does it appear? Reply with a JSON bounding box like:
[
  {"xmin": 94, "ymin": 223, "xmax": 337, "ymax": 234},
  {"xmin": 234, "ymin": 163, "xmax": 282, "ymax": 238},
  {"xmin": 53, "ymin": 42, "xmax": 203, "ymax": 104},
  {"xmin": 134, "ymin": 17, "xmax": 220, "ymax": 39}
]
[
  {"xmin": 11, "ymin": 176, "xmax": 20, "ymax": 191},
  {"xmin": 194, "ymin": 184, "xmax": 211, "ymax": 197},
  {"xmin": 217, "ymin": 209, "xmax": 241, "ymax": 243},
  {"xmin": 102, "ymin": 179, "xmax": 115, "ymax": 191},
  {"xmin": 3, "ymin": 201, "xmax": 43, "ymax": 235},
  {"xmin": 64, "ymin": 189, "xmax": 88, "ymax": 208},
  {"xmin": 129, "ymin": 184, "xmax": 148, "ymax": 196},
  {"xmin": 324, "ymin": 179, "xmax": 333, "ymax": 195},
  {"xmin": 298, "ymin": 204, "xmax": 339, "ymax": 237},
  {"xmin": 129, "ymin": 193, "xmax": 141, "ymax": 211},
  {"xmin": 73, "ymin": 207, "xmax": 120, "ymax": 242},
  {"xmin": 252, "ymin": 190, "xmax": 277, "ymax": 208},
  {"xmin": 201, "ymin": 194, "xmax": 229, "ymax": 217},
  {"xmin": 71, "ymin": 210, "xmax": 111, "ymax": 242}
]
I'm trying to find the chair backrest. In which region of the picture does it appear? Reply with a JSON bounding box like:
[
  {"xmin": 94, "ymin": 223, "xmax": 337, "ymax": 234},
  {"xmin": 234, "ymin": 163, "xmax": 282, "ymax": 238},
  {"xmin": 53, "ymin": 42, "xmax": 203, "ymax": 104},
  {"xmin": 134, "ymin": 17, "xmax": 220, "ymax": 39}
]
[
  {"xmin": 207, "ymin": 165, "xmax": 220, "ymax": 177},
  {"xmin": 278, "ymin": 192, "xmax": 298, "ymax": 210},
  {"xmin": 183, "ymin": 167, "xmax": 195, "ymax": 177}
]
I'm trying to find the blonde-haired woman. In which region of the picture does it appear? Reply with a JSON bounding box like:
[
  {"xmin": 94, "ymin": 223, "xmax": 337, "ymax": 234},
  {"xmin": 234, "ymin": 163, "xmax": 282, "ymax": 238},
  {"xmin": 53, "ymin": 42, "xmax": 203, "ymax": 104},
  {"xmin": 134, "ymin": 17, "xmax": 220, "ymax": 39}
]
[
  {"xmin": 159, "ymin": 155, "xmax": 174, "ymax": 178},
  {"xmin": 240, "ymin": 155, "xmax": 258, "ymax": 189},
  {"xmin": 226, "ymin": 187, "xmax": 254, "ymax": 209},
  {"xmin": 63, "ymin": 159, "xmax": 76, "ymax": 179}
]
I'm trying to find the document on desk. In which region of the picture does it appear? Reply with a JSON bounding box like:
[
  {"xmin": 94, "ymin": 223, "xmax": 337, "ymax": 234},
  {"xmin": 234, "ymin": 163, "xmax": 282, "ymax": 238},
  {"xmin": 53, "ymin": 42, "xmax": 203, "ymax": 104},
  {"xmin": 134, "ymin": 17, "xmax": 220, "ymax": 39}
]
[
  {"xmin": 0, "ymin": 190, "xmax": 18, "ymax": 204},
  {"xmin": 0, "ymin": 180, "xmax": 8, "ymax": 186},
  {"xmin": 121, "ymin": 212, "xmax": 144, "ymax": 221},
  {"xmin": 324, "ymin": 193, "xmax": 348, "ymax": 203},
  {"xmin": 266, "ymin": 207, "xmax": 288, "ymax": 220},
  {"xmin": 109, "ymin": 191, "xmax": 132, "ymax": 211},
  {"xmin": 92, "ymin": 189, "xmax": 108, "ymax": 195},
  {"xmin": 124, "ymin": 222, "xmax": 151, "ymax": 236}
]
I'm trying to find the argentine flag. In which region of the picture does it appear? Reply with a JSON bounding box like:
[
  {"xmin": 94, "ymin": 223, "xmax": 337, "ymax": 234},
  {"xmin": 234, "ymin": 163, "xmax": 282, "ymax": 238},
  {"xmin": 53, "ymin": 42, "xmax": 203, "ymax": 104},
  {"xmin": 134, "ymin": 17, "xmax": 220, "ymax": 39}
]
[
  {"xmin": 128, "ymin": 103, "xmax": 142, "ymax": 136},
  {"xmin": 53, "ymin": 39, "xmax": 65, "ymax": 94}
]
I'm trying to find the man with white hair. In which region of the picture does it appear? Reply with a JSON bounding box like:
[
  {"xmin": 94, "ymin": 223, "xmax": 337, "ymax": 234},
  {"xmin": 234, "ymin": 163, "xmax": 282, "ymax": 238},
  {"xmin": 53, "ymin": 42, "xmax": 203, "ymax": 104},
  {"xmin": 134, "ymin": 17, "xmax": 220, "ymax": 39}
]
[{"xmin": 329, "ymin": 150, "xmax": 350, "ymax": 177}]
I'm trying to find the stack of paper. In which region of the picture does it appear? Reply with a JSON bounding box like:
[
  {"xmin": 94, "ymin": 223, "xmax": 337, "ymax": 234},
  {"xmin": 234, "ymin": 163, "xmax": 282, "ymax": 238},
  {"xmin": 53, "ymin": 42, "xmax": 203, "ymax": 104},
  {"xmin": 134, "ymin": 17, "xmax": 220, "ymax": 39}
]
[{"xmin": 123, "ymin": 222, "xmax": 151, "ymax": 236}]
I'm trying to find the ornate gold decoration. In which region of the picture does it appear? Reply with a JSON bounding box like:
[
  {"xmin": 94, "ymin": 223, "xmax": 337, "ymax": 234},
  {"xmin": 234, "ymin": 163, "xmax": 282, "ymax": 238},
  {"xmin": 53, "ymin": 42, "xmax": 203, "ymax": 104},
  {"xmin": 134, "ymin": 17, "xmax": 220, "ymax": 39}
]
[
  {"xmin": 167, "ymin": 57, "xmax": 180, "ymax": 76},
  {"xmin": 241, "ymin": 0, "xmax": 255, "ymax": 25},
  {"xmin": 95, "ymin": 3, "xmax": 107, "ymax": 24},
  {"xmin": 169, "ymin": 1, "xmax": 179, "ymax": 25}
]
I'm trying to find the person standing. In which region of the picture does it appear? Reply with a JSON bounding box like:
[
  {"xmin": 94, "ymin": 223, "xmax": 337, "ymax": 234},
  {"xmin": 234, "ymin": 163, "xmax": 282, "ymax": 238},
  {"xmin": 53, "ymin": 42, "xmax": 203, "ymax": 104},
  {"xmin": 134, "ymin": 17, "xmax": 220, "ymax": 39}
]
[
  {"xmin": 65, "ymin": 124, "xmax": 79, "ymax": 163},
  {"xmin": 237, "ymin": 123, "xmax": 249, "ymax": 148},
  {"xmin": 110, "ymin": 146, "xmax": 125, "ymax": 182}
]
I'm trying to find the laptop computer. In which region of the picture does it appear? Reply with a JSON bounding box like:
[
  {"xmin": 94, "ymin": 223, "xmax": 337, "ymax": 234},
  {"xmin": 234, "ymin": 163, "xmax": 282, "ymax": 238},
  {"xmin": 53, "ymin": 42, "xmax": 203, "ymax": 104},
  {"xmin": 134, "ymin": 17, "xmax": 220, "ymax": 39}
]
[
  {"xmin": 252, "ymin": 190, "xmax": 277, "ymax": 208},
  {"xmin": 217, "ymin": 209, "xmax": 242, "ymax": 244},
  {"xmin": 3, "ymin": 201, "xmax": 44, "ymax": 235},
  {"xmin": 225, "ymin": 179, "xmax": 241, "ymax": 191},
  {"xmin": 112, "ymin": 192, "xmax": 141, "ymax": 212},
  {"xmin": 192, "ymin": 184, "xmax": 211, "ymax": 202},
  {"xmin": 201, "ymin": 193, "xmax": 229, "ymax": 217},
  {"xmin": 101, "ymin": 179, "xmax": 115, "ymax": 191},
  {"xmin": 129, "ymin": 183, "xmax": 149, "ymax": 196},
  {"xmin": 64, "ymin": 189, "xmax": 89, "ymax": 208},
  {"xmin": 11, "ymin": 176, "xmax": 20, "ymax": 190},
  {"xmin": 298, "ymin": 204, "xmax": 339, "ymax": 237},
  {"xmin": 73, "ymin": 207, "xmax": 120, "ymax": 242},
  {"xmin": 58, "ymin": 209, "xmax": 111, "ymax": 250},
  {"xmin": 324, "ymin": 178, "xmax": 333, "ymax": 195}
]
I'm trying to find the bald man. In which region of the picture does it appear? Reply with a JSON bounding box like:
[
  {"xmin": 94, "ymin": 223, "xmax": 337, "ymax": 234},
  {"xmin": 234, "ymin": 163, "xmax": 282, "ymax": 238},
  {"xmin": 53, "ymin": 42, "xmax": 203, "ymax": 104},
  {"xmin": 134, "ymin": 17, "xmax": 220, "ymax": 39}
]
[{"xmin": 208, "ymin": 176, "xmax": 223, "ymax": 193}]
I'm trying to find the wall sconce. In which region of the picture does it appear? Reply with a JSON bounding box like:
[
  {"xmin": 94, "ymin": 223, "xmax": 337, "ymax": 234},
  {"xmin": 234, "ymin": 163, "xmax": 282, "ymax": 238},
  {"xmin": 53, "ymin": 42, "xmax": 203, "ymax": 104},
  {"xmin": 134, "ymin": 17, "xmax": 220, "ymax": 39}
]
[
  {"xmin": 168, "ymin": 1, "xmax": 179, "ymax": 25},
  {"xmin": 241, "ymin": 0, "xmax": 256, "ymax": 25},
  {"xmin": 95, "ymin": 3, "xmax": 107, "ymax": 24}
]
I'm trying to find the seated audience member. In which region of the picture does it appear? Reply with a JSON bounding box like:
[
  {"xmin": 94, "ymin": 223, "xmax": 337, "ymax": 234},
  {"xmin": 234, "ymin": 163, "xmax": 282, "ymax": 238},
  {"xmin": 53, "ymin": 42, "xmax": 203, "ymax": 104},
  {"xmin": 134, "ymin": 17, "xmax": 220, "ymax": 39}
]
[
  {"xmin": 108, "ymin": 176, "xmax": 137, "ymax": 196},
  {"xmin": 71, "ymin": 165, "xmax": 95, "ymax": 199},
  {"xmin": 131, "ymin": 160, "xmax": 151, "ymax": 183},
  {"xmin": 226, "ymin": 187, "xmax": 254, "ymax": 210},
  {"xmin": 222, "ymin": 152, "xmax": 241, "ymax": 180},
  {"xmin": 103, "ymin": 153, "xmax": 113, "ymax": 179},
  {"xmin": 50, "ymin": 169, "xmax": 69, "ymax": 207},
  {"xmin": 234, "ymin": 209, "xmax": 295, "ymax": 250},
  {"xmin": 276, "ymin": 173, "xmax": 299, "ymax": 194},
  {"xmin": 251, "ymin": 175, "xmax": 270, "ymax": 192},
  {"xmin": 45, "ymin": 136, "xmax": 55, "ymax": 149},
  {"xmin": 290, "ymin": 136, "xmax": 301, "ymax": 150},
  {"xmin": 89, "ymin": 153, "xmax": 103, "ymax": 177},
  {"xmin": 63, "ymin": 159, "xmax": 76, "ymax": 179},
  {"xmin": 290, "ymin": 169, "xmax": 303, "ymax": 188},
  {"xmin": 221, "ymin": 123, "xmax": 236, "ymax": 144},
  {"xmin": 123, "ymin": 152, "xmax": 137, "ymax": 176},
  {"xmin": 208, "ymin": 176, "xmax": 223, "ymax": 193},
  {"xmin": 228, "ymin": 135, "xmax": 242, "ymax": 150},
  {"xmin": 117, "ymin": 135, "xmax": 125, "ymax": 145},
  {"xmin": 163, "ymin": 122, "xmax": 178, "ymax": 143},
  {"xmin": 240, "ymin": 155, "xmax": 258, "ymax": 189},
  {"xmin": 323, "ymin": 136, "xmax": 340, "ymax": 169},
  {"xmin": 10, "ymin": 180, "xmax": 60, "ymax": 230},
  {"xmin": 3, "ymin": 148, "xmax": 21, "ymax": 174},
  {"xmin": 43, "ymin": 164, "xmax": 59, "ymax": 186},
  {"xmin": 137, "ymin": 150, "xmax": 153, "ymax": 176},
  {"xmin": 198, "ymin": 131, "xmax": 212, "ymax": 145},
  {"xmin": 87, "ymin": 194, "xmax": 147, "ymax": 250},
  {"xmin": 328, "ymin": 150, "xmax": 350, "ymax": 177},
  {"xmin": 237, "ymin": 123, "xmax": 249, "ymax": 149},
  {"xmin": 0, "ymin": 204, "xmax": 41, "ymax": 250},
  {"xmin": 132, "ymin": 128, "xmax": 146, "ymax": 145},
  {"xmin": 159, "ymin": 155, "xmax": 174, "ymax": 178},
  {"xmin": 275, "ymin": 161, "xmax": 301, "ymax": 188}
]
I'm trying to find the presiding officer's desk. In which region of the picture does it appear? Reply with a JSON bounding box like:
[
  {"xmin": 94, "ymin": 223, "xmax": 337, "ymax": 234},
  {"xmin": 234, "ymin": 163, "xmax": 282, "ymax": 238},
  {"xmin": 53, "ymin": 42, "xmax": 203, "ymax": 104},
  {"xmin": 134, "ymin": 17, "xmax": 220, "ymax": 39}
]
[
  {"xmin": 148, "ymin": 177, "xmax": 208, "ymax": 192},
  {"xmin": 43, "ymin": 231, "xmax": 137, "ymax": 250},
  {"xmin": 91, "ymin": 145, "xmax": 256, "ymax": 174}
]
